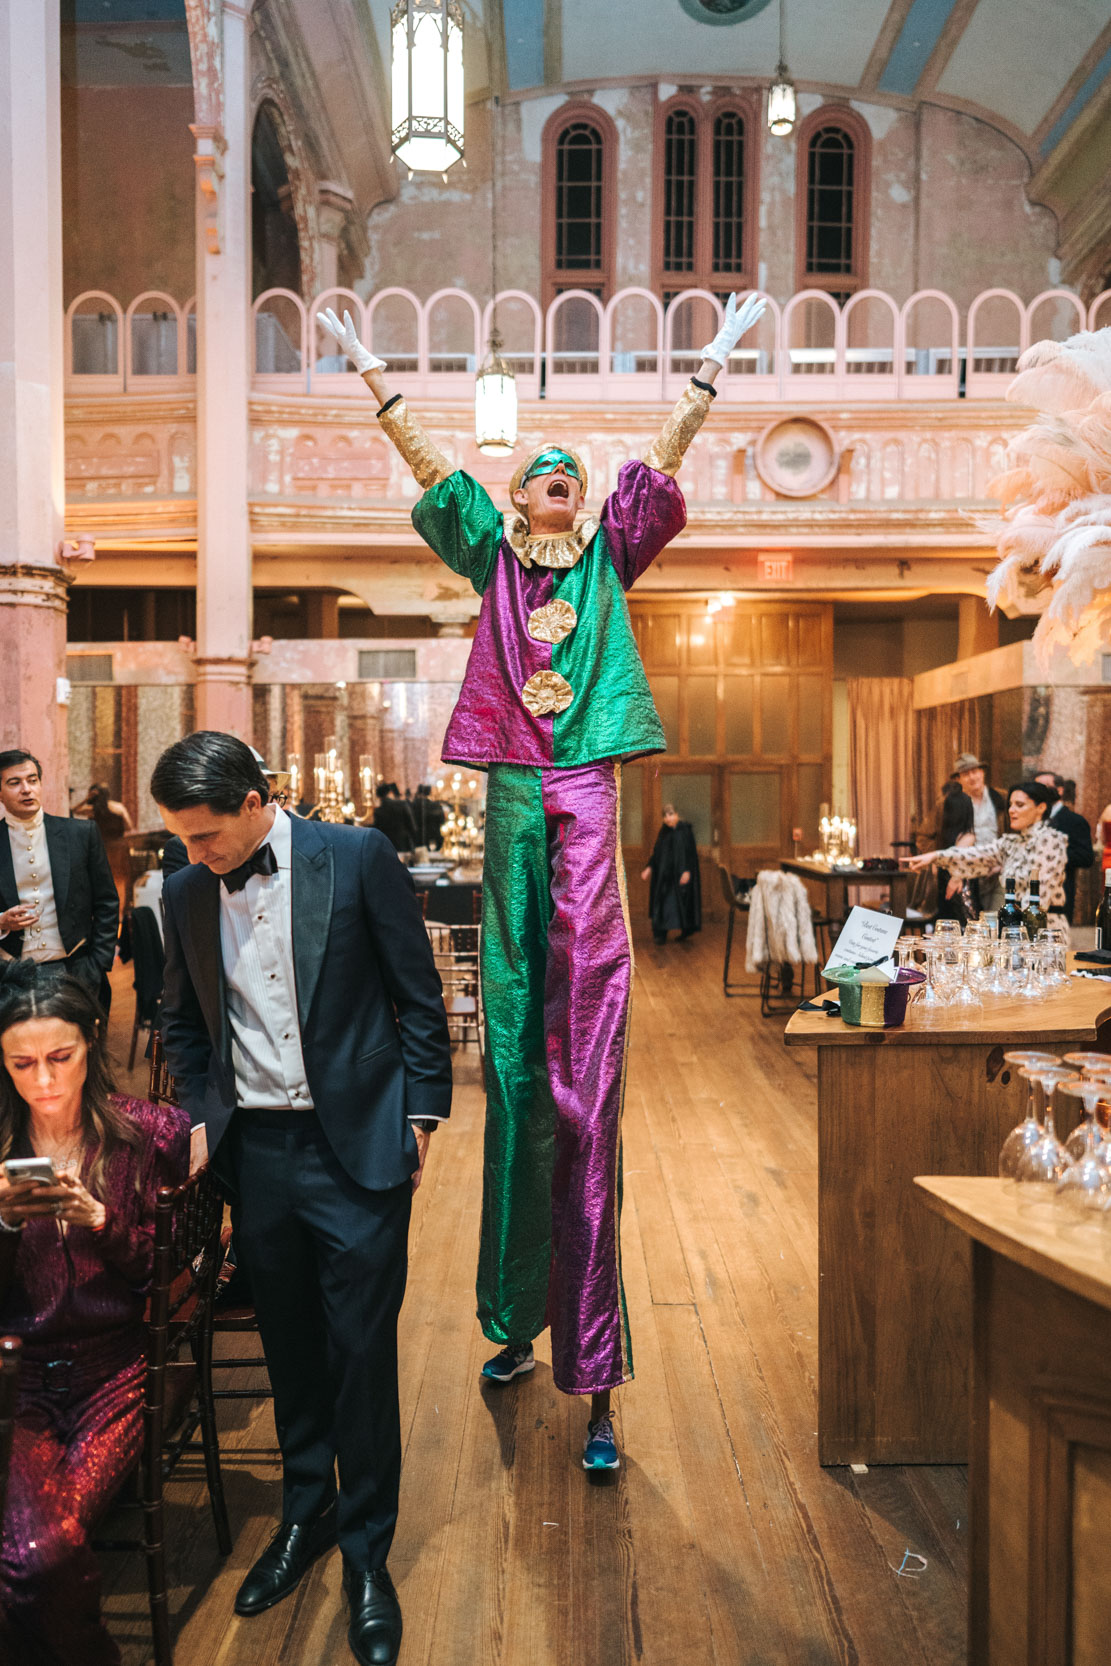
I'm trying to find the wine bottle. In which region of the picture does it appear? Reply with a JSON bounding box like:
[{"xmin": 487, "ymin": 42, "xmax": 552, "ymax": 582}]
[
  {"xmin": 1097, "ymin": 871, "xmax": 1111, "ymax": 951},
  {"xmin": 1022, "ymin": 878, "xmax": 1047, "ymax": 941},
  {"xmin": 998, "ymin": 876, "xmax": 1024, "ymax": 937}
]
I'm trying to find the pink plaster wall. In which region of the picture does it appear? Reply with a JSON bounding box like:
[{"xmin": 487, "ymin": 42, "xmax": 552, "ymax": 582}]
[
  {"xmin": 61, "ymin": 85, "xmax": 195, "ymax": 305},
  {"xmin": 361, "ymin": 88, "xmax": 1061, "ymax": 312}
]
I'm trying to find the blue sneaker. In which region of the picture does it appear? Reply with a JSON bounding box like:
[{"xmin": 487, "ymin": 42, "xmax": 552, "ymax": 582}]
[
  {"xmin": 582, "ymin": 1414, "xmax": 620, "ymax": 1471},
  {"xmin": 481, "ymin": 1342, "xmax": 535, "ymax": 1384}
]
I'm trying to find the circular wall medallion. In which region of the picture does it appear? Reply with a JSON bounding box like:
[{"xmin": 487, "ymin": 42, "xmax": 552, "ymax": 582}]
[
  {"xmin": 754, "ymin": 417, "xmax": 841, "ymax": 499},
  {"xmin": 677, "ymin": 0, "xmax": 772, "ymax": 22}
]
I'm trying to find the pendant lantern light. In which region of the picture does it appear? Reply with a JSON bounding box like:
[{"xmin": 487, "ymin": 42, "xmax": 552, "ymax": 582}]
[
  {"xmin": 390, "ymin": 0, "xmax": 464, "ymax": 174},
  {"xmin": 475, "ymin": 335, "xmax": 518, "ymax": 456},
  {"xmin": 767, "ymin": 0, "xmax": 797, "ymax": 138},
  {"xmin": 475, "ymin": 95, "xmax": 517, "ymax": 456}
]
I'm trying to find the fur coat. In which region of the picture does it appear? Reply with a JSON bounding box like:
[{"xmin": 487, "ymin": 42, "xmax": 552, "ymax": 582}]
[{"xmin": 744, "ymin": 870, "xmax": 819, "ymax": 972}]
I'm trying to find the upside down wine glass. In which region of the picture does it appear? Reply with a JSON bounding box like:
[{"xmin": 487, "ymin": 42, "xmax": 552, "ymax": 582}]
[
  {"xmin": 1014, "ymin": 1064, "xmax": 1077, "ymax": 1211},
  {"xmin": 998, "ymin": 1052, "xmax": 1063, "ymax": 1184},
  {"xmin": 1055, "ymin": 1080, "xmax": 1111, "ymax": 1227}
]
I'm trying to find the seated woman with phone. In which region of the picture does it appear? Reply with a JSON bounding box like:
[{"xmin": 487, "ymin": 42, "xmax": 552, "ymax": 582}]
[{"xmin": 0, "ymin": 963, "xmax": 189, "ymax": 1666}]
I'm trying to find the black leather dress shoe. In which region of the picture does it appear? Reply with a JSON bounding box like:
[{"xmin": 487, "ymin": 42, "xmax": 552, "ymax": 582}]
[
  {"xmin": 233, "ymin": 1503, "xmax": 338, "ymax": 1616},
  {"xmin": 344, "ymin": 1563, "xmax": 403, "ymax": 1666}
]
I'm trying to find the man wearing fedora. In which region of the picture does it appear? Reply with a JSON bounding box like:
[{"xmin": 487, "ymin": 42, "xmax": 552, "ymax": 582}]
[{"xmin": 954, "ymin": 753, "xmax": 1006, "ymax": 914}]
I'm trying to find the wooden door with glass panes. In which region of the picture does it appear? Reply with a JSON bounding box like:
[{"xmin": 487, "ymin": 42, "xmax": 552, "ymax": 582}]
[{"xmin": 623, "ymin": 599, "xmax": 832, "ymax": 920}]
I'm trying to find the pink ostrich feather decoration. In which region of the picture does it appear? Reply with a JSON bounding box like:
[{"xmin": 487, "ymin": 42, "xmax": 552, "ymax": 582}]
[{"xmin": 988, "ymin": 329, "xmax": 1111, "ymax": 666}]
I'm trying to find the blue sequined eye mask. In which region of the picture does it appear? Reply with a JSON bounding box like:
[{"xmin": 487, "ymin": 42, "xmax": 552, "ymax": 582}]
[{"xmin": 520, "ymin": 449, "xmax": 582, "ymax": 486}]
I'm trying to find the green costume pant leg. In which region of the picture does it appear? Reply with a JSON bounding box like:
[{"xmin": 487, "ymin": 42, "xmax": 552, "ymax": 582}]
[{"xmin": 477, "ymin": 765, "xmax": 556, "ymax": 1347}]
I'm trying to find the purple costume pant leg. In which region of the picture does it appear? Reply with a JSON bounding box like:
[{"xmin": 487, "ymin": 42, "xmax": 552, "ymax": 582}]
[
  {"xmin": 0, "ymin": 1349, "xmax": 145, "ymax": 1666},
  {"xmin": 543, "ymin": 763, "xmax": 634, "ymax": 1395}
]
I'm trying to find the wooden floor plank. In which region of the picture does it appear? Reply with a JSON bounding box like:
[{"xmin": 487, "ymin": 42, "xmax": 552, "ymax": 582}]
[{"xmin": 90, "ymin": 929, "xmax": 967, "ymax": 1665}]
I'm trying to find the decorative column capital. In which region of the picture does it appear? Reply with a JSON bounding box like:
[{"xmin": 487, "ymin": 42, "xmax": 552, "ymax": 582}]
[
  {"xmin": 0, "ymin": 564, "xmax": 71, "ymax": 615},
  {"xmin": 190, "ymin": 123, "xmax": 227, "ymax": 255}
]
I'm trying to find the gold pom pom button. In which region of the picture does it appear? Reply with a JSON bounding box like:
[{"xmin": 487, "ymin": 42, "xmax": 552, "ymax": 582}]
[
  {"xmin": 527, "ymin": 599, "xmax": 577, "ymax": 643},
  {"xmin": 521, "ymin": 670, "xmax": 574, "ymax": 716}
]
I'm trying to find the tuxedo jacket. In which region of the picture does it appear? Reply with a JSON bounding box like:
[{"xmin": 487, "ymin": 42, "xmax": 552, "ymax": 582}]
[
  {"xmin": 1048, "ymin": 803, "xmax": 1094, "ymax": 873},
  {"xmin": 159, "ymin": 816, "xmax": 453, "ymax": 1192},
  {"xmin": 0, "ymin": 814, "xmax": 119, "ymax": 978}
]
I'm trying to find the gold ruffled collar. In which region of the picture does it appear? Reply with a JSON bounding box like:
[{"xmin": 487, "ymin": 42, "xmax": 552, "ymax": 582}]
[{"xmin": 503, "ymin": 514, "xmax": 600, "ymax": 570}]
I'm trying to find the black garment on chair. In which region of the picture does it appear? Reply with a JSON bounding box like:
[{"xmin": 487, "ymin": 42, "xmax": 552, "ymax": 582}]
[{"xmin": 646, "ymin": 820, "xmax": 702, "ymax": 938}]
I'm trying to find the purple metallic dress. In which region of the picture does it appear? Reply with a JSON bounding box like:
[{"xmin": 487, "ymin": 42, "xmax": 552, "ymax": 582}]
[{"xmin": 0, "ymin": 1095, "xmax": 190, "ymax": 1666}]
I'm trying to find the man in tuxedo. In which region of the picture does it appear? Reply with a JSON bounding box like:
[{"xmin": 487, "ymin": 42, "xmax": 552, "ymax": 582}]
[
  {"xmin": 0, "ymin": 748, "xmax": 119, "ymax": 1012},
  {"xmin": 153, "ymin": 732, "xmax": 452, "ymax": 1666},
  {"xmin": 1036, "ymin": 771, "xmax": 1094, "ymax": 923}
]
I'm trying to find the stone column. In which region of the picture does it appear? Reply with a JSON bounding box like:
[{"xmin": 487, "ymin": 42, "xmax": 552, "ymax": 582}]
[
  {"xmin": 316, "ymin": 183, "xmax": 354, "ymax": 294},
  {"xmin": 191, "ymin": 0, "xmax": 253, "ymax": 736},
  {"xmin": 0, "ymin": 0, "xmax": 69, "ymax": 808}
]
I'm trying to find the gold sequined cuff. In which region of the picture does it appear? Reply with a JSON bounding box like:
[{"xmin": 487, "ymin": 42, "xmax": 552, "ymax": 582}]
[
  {"xmin": 642, "ymin": 381, "xmax": 714, "ymax": 477},
  {"xmin": 376, "ymin": 396, "xmax": 453, "ymax": 491}
]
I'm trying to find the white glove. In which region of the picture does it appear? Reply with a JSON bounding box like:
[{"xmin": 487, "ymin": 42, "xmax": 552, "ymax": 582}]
[
  {"xmin": 699, "ymin": 291, "xmax": 768, "ymax": 368},
  {"xmin": 316, "ymin": 307, "xmax": 386, "ymax": 375}
]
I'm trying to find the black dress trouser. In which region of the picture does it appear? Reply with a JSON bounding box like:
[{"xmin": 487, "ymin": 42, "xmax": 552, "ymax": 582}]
[{"xmin": 226, "ymin": 1108, "xmax": 412, "ymax": 1571}]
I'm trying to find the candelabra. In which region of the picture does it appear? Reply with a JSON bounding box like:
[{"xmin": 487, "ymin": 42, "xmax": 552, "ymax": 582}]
[
  {"xmin": 313, "ymin": 736, "xmax": 347, "ymax": 823},
  {"xmin": 432, "ymin": 769, "xmax": 484, "ymax": 863},
  {"xmin": 358, "ymin": 755, "xmax": 378, "ymax": 820},
  {"xmin": 818, "ymin": 813, "xmax": 858, "ymax": 866}
]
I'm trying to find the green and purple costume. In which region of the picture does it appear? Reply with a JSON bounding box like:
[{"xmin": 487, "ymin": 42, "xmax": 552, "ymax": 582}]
[{"xmin": 381, "ymin": 383, "xmax": 711, "ymax": 1394}]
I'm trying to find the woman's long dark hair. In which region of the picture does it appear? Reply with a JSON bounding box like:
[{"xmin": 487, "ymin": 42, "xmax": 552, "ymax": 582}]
[{"xmin": 0, "ymin": 965, "xmax": 138, "ymax": 1200}]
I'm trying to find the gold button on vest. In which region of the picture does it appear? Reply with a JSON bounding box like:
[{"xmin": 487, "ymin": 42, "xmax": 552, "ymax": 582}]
[
  {"xmin": 527, "ymin": 598, "xmax": 577, "ymax": 644},
  {"xmin": 521, "ymin": 670, "xmax": 574, "ymax": 717}
]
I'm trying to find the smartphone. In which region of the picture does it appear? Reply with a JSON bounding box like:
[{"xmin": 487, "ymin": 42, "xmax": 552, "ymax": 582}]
[{"xmin": 3, "ymin": 1156, "xmax": 57, "ymax": 1185}]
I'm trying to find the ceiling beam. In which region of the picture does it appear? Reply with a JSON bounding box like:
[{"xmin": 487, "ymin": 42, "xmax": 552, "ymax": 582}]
[{"xmin": 912, "ymin": 0, "xmax": 982, "ymax": 99}]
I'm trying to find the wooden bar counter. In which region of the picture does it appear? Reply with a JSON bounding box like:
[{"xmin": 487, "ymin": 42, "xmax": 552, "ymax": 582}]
[
  {"xmin": 916, "ymin": 1177, "xmax": 1111, "ymax": 1666},
  {"xmin": 783, "ymin": 974, "xmax": 1111, "ymax": 1465}
]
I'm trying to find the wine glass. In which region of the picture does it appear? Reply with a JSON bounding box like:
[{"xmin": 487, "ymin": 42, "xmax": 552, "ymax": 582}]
[
  {"xmin": 1014, "ymin": 1065, "xmax": 1076, "ymax": 1210},
  {"xmin": 1014, "ymin": 944, "xmax": 1049, "ymax": 1002},
  {"xmin": 1037, "ymin": 926, "xmax": 1069, "ymax": 990},
  {"xmin": 1055, "ymin": 1081, "xmax": 1111, "ymax": 1226},
  {"xmin": 921, "ymin": 941, "xmax": 953, "ymax": 1007},
  {"xmin": 949, "ymin": 944, "xmax": 983, "ymax": 1011},
  {"xmin": 998, "ymin": 1052, "xmax": 1062, "ymax": 1184}
]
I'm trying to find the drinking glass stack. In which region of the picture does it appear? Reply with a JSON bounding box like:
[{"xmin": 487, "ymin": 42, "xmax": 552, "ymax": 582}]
[{"xmin": 998, "ymin": 1050, "xmax": 1111, "ymax": 1237}]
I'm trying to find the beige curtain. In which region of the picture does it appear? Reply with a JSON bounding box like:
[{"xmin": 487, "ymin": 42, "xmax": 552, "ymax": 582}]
[
  {"xmin": 847, "ymin": 678, "xmax": 915, "ymax": 857},
  {"xmin": 913, "ymin": 696, "xmax": 989, "ymax": 836}
]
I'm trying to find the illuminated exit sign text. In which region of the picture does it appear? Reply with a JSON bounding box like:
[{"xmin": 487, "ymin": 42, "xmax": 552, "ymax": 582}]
[{"xmin": 759, "ymin": 554, "xmax": 793, "ymax": 583}]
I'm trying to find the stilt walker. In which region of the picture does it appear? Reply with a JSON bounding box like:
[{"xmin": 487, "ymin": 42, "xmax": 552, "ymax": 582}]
[{"xmin": 319, "ymin": 292, "xmax": 766, "ymax": 1469}]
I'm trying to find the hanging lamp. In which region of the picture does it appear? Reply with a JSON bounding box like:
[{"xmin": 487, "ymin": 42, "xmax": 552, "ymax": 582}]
[
  {"xmin": 767, "ymin": 0, "xmax": 797, "ymax": 137},
  {"xmin": 475, "ymin": 95, "xmax": 517, "ymax": 456},
  {"xmin": 390, "ymin": 0, "xmax": 464, "ymax": 174}
]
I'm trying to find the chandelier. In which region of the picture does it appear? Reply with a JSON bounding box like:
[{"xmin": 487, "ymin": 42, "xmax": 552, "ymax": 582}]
[
  {"xmin": 767, "ymin": 0, "xmax": 796, "ymax": 137},
  {"xmin": 390, "ymin": 0, "xmax": 464, "ymax": 175}
]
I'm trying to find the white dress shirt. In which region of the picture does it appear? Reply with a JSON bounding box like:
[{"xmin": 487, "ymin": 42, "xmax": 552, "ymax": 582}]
[
  {"xmin": 971, "ymin": 790, "xmax": 998, "ymax": 846},
  {"xmin": 0, "ymin": 810, "xmax": 69, "ymax": 963},
  {"xmin": 219, "ymin": 807, "xmax": 314, "ymax": 1111}
]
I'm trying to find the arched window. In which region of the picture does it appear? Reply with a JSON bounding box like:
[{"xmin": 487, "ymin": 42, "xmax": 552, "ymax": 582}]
[
  {"xmin": 543, "ymin": 107, "xmax": 616, "ymax": 306},
  {"xmin": 795, "ymin": 108, "xmax": 870, "ymax": 300},
  {"xmin": 656, "ymin": 98, "xmax": 755, "ymax": 301},
  {"xmin": 663, "ymin": 109, "xmax": 697, "ymax": 274}
]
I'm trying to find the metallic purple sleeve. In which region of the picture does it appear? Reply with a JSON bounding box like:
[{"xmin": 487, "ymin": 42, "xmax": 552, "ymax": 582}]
[{"xmin": 599, "ymin": 459, "xmax": 687, "ymax": 591}]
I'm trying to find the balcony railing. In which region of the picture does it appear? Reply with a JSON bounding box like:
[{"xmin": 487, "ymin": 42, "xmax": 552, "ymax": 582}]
[{"xmin": 65, "ymin": 284, "xmax": 1111, "ymax": 404}]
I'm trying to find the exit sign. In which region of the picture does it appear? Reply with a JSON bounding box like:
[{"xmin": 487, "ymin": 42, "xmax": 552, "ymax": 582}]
[{"xmin": 760, "ymin": 554, "xmax": 793, "ymax": 583}]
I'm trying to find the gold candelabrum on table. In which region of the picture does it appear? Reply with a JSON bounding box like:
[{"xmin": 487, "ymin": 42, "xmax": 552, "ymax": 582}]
[
  {"xmin": 312, "ymin": 736, "xmax": 348, "ymax": 824},
  {"xmin": 432, "ymin": 768, "xmax": 484, "ymax": 864},
  {"xmin": 817, "ymin": 813, "xmax": 858, "ymax": 866},
  {"xmin": 358, "ymin": 755, "xmax": 379, "ymax": 821}
]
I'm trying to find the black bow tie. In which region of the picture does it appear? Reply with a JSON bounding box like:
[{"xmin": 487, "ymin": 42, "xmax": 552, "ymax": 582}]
[{"xmin": 222, "ymin": 842, "xmax": 278, "ymax": 893}]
